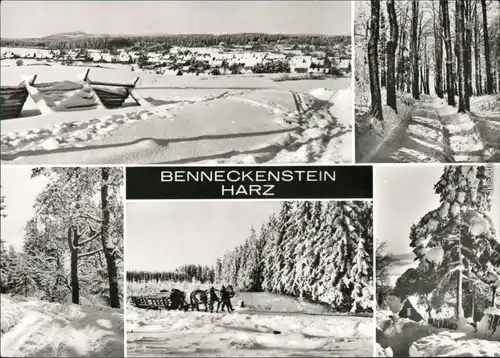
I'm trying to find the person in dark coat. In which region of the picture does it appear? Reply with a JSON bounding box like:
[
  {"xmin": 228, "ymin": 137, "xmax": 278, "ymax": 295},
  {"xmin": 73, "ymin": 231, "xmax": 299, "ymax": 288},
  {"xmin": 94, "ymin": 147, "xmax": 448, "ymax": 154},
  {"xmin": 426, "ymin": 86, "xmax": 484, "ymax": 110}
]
[
  {"xmin": 209, "ymin": 286, "xmax": 217, "ymax": 301},
  {"xmin": 220, "ymin": 285, "xmax": 234, "ymax": 313}
]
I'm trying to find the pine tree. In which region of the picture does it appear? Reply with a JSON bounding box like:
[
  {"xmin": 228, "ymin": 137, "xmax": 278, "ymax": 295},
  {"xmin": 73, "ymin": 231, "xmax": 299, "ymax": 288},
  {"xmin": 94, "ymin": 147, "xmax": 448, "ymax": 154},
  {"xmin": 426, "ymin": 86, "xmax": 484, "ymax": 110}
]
[
  {"xmin": 411, "ymin": 166, "xmax": 498, "ymax": 320},
  {"xmin": 271, "ymin": 202, "xmax": 292, "ymax": 293}
]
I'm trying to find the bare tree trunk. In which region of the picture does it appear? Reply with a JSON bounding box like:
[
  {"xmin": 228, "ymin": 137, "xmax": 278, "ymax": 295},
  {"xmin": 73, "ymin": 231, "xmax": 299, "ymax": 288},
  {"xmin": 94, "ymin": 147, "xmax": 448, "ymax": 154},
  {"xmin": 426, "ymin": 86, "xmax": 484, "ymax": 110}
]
[
  {"xmin": 368, "ymin": 0, "xmax": 384, "ymax": 120},
  {"xmin": 456, "ymin": 0, "xmax": 466, "ymax": 113},
  {"xmin": 473, "ymin": 1, "xmax": 482, "ymax": 95},
  {"xmin": 68, "ymin": 226, "xmax": 79, "ymax": 305},
  {"xmin": 423, "ymin": 37, "xmax": 430, "ymax": 95},
  {"xmin": 380, "ymin": 10, "xmax": 387, "ymax": 88},
  {"xmin": 464, "ymin": 0, "xmax": 472, "ymax": 110},
  {"xmin": 434, "ymin": 1, "xmax": 444, "ymax": 98},
  {"xmin": 101, "ymin": 168, "xmax": 120, "ymax": 309},
  {"xmin": 386, "ymin": 0, "xmax": 398, "ymax": 112},
  {"xmin": 411, "ymin": 0, "xmax": 420, "ymax": 100},
  {"xmin": 441, "ymin": 0, "xmax": 456, "ymax": 106},
  {"xmin": 397, "ymin": 29, "xmax": 406, "ymax": 91},
  {"xmin": 493, "ymin": 287, "xmax": 497, "ymax": 307},
  {"xmin": 482, "ymin": 0, "xmax": 493, "ymax": 94}
]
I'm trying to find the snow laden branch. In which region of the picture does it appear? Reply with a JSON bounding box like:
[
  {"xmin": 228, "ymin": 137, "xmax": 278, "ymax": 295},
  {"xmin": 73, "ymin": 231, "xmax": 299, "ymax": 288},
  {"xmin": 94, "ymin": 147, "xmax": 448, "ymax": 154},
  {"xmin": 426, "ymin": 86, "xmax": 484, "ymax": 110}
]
[
  {"xmin": 407, "ymin": 166, "xmax": 499, "ymax": 321},
  {"xmin": 10, "ymin": 167, "xmax": 125, "ymax": 307}
]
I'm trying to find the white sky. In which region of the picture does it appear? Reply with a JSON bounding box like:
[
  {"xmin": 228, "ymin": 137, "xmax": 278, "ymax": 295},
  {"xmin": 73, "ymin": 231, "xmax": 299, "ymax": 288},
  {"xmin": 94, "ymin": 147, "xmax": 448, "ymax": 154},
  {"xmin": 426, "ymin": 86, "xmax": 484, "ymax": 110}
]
[
  {"xmin": 0, "ymin": 1, "xmax": 351, "ymax": 38},
  {"xmin": 126, "ymin": 201, "xmax": 281, "ymax": 272},
  {"xmin": 375, "ymin": 165, "xmax": 500, "ymax": 256},
  {"xmin": 1, "ymin": 167, "xmax": 49, "ymax": 251}
]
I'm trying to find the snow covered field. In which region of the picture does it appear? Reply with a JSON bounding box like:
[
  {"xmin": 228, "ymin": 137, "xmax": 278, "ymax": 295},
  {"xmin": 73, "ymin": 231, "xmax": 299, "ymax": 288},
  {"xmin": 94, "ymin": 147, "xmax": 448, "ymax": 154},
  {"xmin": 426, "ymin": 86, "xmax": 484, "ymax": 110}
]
[
  {"xmin": 1, "ymin": 64, "xmax": 351, "ymax": 164},
  {"xmin": 127, "ymin": 291, "xmax": 373, "ymax": 357},
  {"xmin": 0, "ymin": 294, "xmax": 124, "ymax": 357}
]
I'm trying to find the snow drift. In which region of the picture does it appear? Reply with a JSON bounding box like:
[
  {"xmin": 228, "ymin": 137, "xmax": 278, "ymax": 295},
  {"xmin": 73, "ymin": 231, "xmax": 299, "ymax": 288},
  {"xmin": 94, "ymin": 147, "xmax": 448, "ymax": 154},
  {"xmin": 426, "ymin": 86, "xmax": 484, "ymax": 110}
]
[
  {"xmin": 410, "ymin": 332, "xmax": 500, "ymax": 357},
  {"xmin": 1, "ymin": 296, "xmax": 124, "ymax": 357},
  {"xmin": 1, "ymin": 295, "xmax": 27, "ymax": 334}
]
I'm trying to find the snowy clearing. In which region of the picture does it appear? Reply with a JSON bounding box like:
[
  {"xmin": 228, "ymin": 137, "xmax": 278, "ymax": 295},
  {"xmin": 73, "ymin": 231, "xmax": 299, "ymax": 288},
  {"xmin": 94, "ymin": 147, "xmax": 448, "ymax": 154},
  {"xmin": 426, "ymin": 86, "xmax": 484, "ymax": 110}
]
[
  {"xmin": 0, "ymin": 295, "xmax": 124, "ymax": 357},
  {"xmin": 127, "ymin": 292, "xmax": 373, "ymax": 357},
  {"xmin": 410, "ymin": 332, "xmax": 500, "ymax": 357},
  {"xmin": 1, "ymin": 65, "xmax": 351, "ymax": 164}
]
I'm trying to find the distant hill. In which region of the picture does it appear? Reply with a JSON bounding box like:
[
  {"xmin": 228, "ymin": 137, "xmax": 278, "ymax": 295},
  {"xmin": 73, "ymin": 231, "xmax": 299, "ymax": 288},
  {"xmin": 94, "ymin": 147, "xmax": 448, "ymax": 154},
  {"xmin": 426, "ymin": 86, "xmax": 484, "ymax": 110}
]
[
  {"xmin": 392, "ymin": 252, "xmax": 415, "ymax": 262},
  {"xmin": 42, "ymin": 31, "xmax": 107, "ymax": 40}
]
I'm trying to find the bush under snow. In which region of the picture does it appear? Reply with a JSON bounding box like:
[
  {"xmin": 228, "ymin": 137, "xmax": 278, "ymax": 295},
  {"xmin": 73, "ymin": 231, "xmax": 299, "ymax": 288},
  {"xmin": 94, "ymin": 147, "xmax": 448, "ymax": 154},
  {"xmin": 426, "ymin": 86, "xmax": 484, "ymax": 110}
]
[
  {"xmin": 0, "ymin": 295, "xmax": 26, "ymax": 334},
  {"xmin": 410, "ymin": 332, "xmax": 500, "ymax": 357}
]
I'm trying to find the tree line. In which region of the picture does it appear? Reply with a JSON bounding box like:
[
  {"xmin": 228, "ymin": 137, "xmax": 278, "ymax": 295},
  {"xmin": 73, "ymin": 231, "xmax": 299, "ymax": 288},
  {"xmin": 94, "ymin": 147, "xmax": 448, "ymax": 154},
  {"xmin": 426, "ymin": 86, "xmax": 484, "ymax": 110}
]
[
  {"xmin": 364, "ymin": 0, "xmax": 499, "ymax": 121},
  {"xmin": 1, "ymin": 33, "xmax": 350, "ymax": 51},
  {"xmin": 0, "ymin": 168, "xmax": 124, "ymax": 308},
  {"xmin": 127, "ymin": 265, "xmax": 215, "ymax": 284}
]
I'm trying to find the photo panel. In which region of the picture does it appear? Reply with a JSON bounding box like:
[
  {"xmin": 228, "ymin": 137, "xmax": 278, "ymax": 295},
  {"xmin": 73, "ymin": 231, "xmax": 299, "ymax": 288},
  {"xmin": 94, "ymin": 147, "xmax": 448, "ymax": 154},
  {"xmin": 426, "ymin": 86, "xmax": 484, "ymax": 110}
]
[
  {"xmin": 354, "ymin": 1, "xmax": 500, "ymax": 163},
  {"xmin": 125, "ymin": 166, "xmax": 375, "ymax": 357},
  {"xmin": 0, "ymin": 166, "xmax": 125, "ymax": 357},
  {"xmin": 375, "ymin": 164, "xmax": 500, "ymax": 357},
  {"xmin": 1, "ymin": 0, "xmax": 353, "ymax": 165}
]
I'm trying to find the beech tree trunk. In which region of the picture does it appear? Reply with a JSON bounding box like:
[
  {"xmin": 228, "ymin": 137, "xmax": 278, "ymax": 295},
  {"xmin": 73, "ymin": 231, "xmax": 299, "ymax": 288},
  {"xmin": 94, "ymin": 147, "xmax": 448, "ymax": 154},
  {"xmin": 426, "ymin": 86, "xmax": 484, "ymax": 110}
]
[
  {"xmin": 473, "ymin": 2, "xmax": 482, "ymax": 95},
  {"xmin": 441, "ymin": 0, "xmax": 456, "ymax": 106},
  {"xmin": 434, "ymin": 2, "xmax": 444, "ymax": 98},
  {"xmin": 482, "ymin": 0, "xmax": 493, "ymax": 94},
  {"xmin": 101, "ymin": 167, "xmax": 120, "ymax": 309},
  {"xmin": 386, "ymin": 0, "xmax": 398, "ymax": 112},
  {"xmin": 368, "ymin": 0, "xmax": 383, "ymax": 120},
  {"xmin": 411, "ymin": 0, "xmax": 420, "ymax": 100},
  {"xmin": 397, "ymin": 29, "xmax": 406, "ymax": 92},
  {"xmin": 456, "ymin": 0, "xmax": 466, "ymax": 113},
  {"xmin": 464, "ymin": 0, "xmax": 472, "ymax": 110},
  {"xmin": 380, "ymin": 11, "xmax": 387, "ymax": 88}
]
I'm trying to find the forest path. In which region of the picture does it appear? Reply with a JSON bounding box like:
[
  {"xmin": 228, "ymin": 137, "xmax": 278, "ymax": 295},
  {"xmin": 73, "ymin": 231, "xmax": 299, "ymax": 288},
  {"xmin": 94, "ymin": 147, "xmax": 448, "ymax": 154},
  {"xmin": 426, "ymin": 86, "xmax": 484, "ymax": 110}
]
[{"xmin": 370, "ymin": 95, "xmax": 487, "ymax": 162}]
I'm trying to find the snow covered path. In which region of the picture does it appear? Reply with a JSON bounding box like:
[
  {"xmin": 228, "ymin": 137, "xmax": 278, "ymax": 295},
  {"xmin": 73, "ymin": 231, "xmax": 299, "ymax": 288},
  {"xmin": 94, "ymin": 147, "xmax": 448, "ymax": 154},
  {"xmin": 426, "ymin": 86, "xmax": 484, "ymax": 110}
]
[
  {"xmin": 0, "ymin": 298, "xmax": 124, "ymax": 357},
  {"xmin": 370, "ymin": 95, "xmax": 490, "ymax": 163},
  {"xmin": 127, "ymin": 307, "xmax": 372, "ymax": 357}
]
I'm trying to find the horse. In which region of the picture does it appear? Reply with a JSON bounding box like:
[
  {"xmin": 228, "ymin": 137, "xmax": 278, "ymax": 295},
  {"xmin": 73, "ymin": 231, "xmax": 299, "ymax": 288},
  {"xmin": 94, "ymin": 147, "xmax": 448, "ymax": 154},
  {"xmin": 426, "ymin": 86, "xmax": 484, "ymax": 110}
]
[
  {"xmin": 190, "ymin": 285, "xmax": 235, "ymax": 313},
  {"xmin": 190, "ymin": 287, "xmax": 221, "ymax": 312}
]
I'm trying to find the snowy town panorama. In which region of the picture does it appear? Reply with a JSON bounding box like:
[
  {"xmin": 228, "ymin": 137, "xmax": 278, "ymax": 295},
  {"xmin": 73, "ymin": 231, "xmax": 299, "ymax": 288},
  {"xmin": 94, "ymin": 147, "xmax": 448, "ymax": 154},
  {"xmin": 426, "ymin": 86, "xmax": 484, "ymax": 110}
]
[
  {"xmin": 1, "ymin": 34, "xmax": 351, "ymax": 76},
  {"xmin": 0, "ymin": 30, "xmax": 353, "ymax": 165}
]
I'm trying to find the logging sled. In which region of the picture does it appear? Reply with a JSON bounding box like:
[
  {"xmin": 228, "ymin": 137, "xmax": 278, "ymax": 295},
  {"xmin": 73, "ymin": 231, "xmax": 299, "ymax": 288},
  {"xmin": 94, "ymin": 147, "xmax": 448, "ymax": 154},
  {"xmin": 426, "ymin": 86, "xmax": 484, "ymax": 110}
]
[
  {"xmin": 0, "ymin": 68, "xmax": 150, "ymax": 120},
  {"xmin": 129, "ymin": 285, "xmax": 236, "ymax": 313}
]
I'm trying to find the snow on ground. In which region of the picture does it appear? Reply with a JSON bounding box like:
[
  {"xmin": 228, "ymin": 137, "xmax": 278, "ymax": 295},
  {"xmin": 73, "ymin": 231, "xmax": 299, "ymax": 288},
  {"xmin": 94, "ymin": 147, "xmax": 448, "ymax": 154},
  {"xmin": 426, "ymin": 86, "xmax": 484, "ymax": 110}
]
[
  {"xmin": 355, "ymin": 90, "xmax": 415, "ymax": 162},
  {"xmin": 437, "ymin": 109, "xmax": 485, "ymax": 161},
  {"xmin": 358, "ymin": 93, "xmax": 498, "ymax": 163},
  {"xmin": 127, "ymin": 292, "xmax": 373, "ymax": 357},
  {"xmin": 1, "ymin": 65, "xmax": 350, "ymax": 164},
  {"xmin": 470, "ymin": 94, "xmax": 500, "ymax": 115},
  {"xmin": 197, "ymin": 88, "xmax": 353, "ymax": 164},
  {"xmin": 0, "ymin": 294, "xmax": 124, "ymax": 357},
  {"xmin": 409, "ymin": 332, "xmax": 500, "ymax": 357}
]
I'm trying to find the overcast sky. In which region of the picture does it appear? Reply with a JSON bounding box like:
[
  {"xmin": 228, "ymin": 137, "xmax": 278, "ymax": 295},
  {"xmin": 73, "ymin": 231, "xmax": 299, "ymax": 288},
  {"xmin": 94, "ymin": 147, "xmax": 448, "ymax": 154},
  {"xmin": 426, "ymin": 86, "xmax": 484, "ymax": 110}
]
[
  {"xmin": 1, "ymin": 1, "xmax": 351, "ymax": 38},
  {"xmin": 376, "ymin": 165, "xmax": 500, "ymax": 256},
  {"xmin": 1, "ymin": 167, "xmax": 49, "ymax": 251},
  {"xmin": 126, "ymin": 201, "xmax": 281, "ymax": 272}
]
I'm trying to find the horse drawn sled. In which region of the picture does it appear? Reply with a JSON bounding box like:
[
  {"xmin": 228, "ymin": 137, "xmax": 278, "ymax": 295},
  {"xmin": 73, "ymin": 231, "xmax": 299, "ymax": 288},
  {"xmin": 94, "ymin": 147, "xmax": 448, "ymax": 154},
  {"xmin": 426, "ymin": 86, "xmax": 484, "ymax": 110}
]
[
  {"xmin": 129, "ymin": 289, "xmax": 190, "ymax": 311},
  {"xmin": 129, "ymin": 285, "xmax": 236, "ymax": 313}
]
